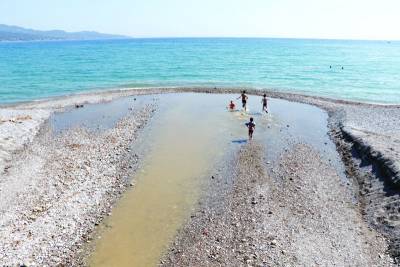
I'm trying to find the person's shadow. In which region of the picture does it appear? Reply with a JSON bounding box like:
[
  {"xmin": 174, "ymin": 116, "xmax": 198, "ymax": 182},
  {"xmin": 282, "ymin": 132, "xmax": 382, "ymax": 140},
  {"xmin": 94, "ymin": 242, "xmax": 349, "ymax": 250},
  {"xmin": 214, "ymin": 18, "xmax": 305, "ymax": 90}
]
[{"xmin": 232, "ymin": 139, "xmax": 247, "ymax": 144}]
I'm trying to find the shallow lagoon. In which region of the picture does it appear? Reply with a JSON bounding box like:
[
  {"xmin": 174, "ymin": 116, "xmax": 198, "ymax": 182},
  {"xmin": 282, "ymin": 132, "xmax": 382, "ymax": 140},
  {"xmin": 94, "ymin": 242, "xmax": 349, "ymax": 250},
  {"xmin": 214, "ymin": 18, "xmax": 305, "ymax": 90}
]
[{"xmin": 49, "ymin": 93, "xmax": 346, "ymax": 266}]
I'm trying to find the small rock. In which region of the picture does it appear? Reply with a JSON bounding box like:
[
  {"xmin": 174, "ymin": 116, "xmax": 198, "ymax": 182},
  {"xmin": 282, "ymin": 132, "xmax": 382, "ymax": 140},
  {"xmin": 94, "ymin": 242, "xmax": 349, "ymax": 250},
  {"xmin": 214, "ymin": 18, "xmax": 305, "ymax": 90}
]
[{"xmin": 243, "ymin": 255, "xmax": 250, "ymax": 262}]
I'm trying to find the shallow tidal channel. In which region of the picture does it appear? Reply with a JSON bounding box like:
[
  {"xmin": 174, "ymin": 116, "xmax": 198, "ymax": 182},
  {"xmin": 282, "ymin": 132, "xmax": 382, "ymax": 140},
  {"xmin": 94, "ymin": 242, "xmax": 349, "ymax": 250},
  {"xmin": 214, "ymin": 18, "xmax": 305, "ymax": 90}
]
[
  {"xmin": 87, "ymin": 93, "xmax": 249, "ymax": 266},
  {"xmin": 50, "ymin": 92, "xmax": 345, "ymax": 266}
]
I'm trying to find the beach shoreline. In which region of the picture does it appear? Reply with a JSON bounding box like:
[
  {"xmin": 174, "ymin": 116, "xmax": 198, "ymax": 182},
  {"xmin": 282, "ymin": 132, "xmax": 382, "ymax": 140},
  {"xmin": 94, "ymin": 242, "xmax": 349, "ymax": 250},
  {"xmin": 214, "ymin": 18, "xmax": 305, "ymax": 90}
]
[
  {"xmin": 2, "ymin": 86, "xmax": 400, "ymax": 110},
  {"xmin": 1, "ymin": 87, "xmax": 399, "ymax": 265},
  {"xmin": 3, "ymin": 86, "xmax": 399, "ymax": 193}
]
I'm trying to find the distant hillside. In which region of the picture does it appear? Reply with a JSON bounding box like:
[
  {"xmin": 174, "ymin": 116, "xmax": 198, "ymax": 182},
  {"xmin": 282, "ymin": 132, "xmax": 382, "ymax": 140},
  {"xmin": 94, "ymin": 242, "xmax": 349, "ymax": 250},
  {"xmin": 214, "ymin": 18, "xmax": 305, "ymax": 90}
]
[{"xmin": 0, "ymin": 24, "xmax": 128, "ymax": 42}]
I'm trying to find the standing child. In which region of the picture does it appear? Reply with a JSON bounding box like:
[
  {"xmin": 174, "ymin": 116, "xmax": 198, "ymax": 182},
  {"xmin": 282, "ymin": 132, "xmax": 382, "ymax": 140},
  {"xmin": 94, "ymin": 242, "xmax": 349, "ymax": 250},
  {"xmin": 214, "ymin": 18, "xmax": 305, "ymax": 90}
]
[
  {"xmin": 261, "ymin": 94, "xmax": 268, "ymax": 113},
  {"xmin": 245, "ymin": 117, "xmax": 256, "ymax": 140}
]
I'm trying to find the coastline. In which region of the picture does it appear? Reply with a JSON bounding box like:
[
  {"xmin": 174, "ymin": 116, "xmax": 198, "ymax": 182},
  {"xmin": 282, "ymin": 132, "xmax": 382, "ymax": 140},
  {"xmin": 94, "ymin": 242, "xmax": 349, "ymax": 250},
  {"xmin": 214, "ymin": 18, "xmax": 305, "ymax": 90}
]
[
  {"xmin": 1, "ymin": 87, "xmax": 400, "ymax": 265},
  {"xmin": 2, "ymin": 86, "xmax": 400, "ymax": 110},
  {"xmin": 4, "ymin": 86, "xmax": 399, "ymax": 190}
]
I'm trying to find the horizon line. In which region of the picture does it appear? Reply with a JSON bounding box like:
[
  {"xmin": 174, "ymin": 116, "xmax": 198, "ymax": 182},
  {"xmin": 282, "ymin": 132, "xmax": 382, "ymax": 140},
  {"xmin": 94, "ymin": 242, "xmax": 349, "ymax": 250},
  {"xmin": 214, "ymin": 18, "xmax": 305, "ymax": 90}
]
[
  {"xmin": 1, "ymin": 23, "xmax": 399, "ymax": 42},
  {"xmin": 124, "ymin": 36, "xmax": 398, "ymax": 42}
]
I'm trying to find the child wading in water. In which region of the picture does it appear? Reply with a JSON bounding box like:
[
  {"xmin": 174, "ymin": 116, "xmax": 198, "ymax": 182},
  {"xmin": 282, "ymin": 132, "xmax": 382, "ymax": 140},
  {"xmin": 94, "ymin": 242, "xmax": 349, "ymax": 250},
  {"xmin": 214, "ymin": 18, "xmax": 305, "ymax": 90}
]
[
  {"xmin": 262, "ymin": 94, "xmax": 268, "ymax": 113},
  {"xmin": 237, "ymin": 91, "xmax": 248, "ymax": 111},
  {"xmin": 228, "ymin": 100, "xmax": 236, "ymax": 110},
  {"xmin": 246, "ymin": 117, "xmax": 256, "ymax": 140}
]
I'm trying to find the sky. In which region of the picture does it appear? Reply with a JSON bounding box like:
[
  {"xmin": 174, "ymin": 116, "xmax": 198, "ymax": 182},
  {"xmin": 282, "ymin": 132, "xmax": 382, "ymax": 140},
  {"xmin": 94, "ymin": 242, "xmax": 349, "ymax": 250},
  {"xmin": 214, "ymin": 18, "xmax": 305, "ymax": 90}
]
[{"xmin": 1, "ymin": 0, "xmax": 400, "ymax": 40}]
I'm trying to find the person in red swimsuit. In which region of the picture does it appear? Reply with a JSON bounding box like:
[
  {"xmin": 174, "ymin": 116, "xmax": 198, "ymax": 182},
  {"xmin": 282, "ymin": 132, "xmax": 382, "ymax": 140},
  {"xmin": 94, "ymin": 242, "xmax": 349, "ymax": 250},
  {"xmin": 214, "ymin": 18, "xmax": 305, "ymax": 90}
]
[{"xmin": 228, "ymin": 100, "xmax": 236, "ymax": 110}]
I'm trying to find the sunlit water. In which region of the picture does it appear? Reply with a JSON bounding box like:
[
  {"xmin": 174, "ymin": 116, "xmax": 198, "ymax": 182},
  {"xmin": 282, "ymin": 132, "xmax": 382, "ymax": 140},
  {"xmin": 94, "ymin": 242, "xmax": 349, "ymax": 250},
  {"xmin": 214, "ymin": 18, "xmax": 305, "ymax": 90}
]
[{"xmin": 1, "ymin": 38, "xmax": 400, "ymax": 104}]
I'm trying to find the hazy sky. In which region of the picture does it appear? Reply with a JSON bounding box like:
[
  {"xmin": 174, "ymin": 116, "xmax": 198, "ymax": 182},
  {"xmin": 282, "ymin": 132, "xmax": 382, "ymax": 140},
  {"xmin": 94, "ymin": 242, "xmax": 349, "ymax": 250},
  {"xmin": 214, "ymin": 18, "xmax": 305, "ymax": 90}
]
[{"xmin": 1, "ymin": 0, "xmax": 400, "ymax": 40}]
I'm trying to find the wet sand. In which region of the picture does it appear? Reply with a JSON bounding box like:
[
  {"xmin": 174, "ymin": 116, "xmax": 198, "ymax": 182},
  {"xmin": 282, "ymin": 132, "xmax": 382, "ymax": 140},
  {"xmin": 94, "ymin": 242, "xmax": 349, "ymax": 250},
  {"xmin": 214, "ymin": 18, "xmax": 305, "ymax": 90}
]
[{"xmin": 0, "ymin": 87, "xmax": 399, "ymax": 265}]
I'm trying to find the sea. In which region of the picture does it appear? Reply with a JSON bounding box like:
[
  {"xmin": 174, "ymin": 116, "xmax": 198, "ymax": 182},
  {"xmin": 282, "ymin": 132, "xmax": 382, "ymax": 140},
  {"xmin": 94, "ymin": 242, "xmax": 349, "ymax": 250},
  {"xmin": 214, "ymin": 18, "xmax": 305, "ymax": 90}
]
[{"xmin": 0, "ymin": 38, "xmax": 399, "ymax": 104}]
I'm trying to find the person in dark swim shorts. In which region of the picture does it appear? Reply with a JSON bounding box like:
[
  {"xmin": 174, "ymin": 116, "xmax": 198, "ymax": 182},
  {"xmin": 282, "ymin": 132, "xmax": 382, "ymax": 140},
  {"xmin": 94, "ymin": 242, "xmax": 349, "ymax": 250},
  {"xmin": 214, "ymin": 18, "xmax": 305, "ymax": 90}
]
[
  {"xmin": 245, "ymin": 117, "xmax": 256, "ymax": 140},
  {"xmin": 261, "ymin": 94, "xmax": 268, "ymax": 113},
  {"xmin": 237, "ymin": 90, "xmax": 248, "ymax": 111}
]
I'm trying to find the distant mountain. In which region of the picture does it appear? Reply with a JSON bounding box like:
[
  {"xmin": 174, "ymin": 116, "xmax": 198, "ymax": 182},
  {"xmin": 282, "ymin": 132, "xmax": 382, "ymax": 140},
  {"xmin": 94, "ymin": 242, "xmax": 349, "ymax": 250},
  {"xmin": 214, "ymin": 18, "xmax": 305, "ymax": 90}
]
[{"xmin": 0, "ymin": 24, "xmax": 128, "ymax": 42}]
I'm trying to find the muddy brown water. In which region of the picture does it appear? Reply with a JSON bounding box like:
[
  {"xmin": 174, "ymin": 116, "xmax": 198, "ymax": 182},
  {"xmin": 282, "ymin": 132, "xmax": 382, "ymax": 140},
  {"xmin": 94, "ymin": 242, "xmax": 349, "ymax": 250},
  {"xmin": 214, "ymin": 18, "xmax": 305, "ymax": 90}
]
[
  {"xmin": 60, "ymin": 93, "xmax": 346, "ymax": 266},
  {"xmin": 88, "ymin": 94, "xmax": 245, "ymax": 266}
]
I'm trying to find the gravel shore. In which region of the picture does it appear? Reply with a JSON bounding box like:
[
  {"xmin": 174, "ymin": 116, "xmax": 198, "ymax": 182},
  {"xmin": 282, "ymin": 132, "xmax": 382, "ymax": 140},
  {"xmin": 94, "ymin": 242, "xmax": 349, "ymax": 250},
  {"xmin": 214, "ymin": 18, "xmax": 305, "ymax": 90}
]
[
  {"xmin": 162, "ymin": 142, "xmax": 394, "ymax": 266},
  {"xmin": 1, "ymin": 87, "xmax": 399, "ymax": 265},
  {"xmin": 0, "ymin": 102, "xmax": 156, "ymax": 265}
]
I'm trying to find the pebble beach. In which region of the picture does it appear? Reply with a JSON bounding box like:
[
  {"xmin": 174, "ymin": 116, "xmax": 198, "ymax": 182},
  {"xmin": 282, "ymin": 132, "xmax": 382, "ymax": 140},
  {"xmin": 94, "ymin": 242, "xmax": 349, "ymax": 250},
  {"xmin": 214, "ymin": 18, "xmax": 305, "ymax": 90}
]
[{"xmin": 0, "ymin": 87, "xmax": 400, "ymax": 266}]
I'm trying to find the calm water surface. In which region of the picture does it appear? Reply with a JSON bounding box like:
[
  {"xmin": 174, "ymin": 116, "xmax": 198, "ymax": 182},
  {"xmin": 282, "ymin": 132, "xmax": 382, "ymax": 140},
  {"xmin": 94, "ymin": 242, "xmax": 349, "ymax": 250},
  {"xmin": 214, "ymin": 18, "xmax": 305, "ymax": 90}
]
[{"xmin": 0, "ymin": 38, "xmax": 399, "ymax": 104}]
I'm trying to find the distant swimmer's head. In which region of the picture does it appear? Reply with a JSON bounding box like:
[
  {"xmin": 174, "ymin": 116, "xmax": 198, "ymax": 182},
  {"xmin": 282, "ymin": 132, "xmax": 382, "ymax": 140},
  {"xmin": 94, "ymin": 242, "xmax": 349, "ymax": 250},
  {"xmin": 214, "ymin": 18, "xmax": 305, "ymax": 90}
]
[{"xmin": 250, "ymin": 117, "xmax": 254, "ymax": 122}]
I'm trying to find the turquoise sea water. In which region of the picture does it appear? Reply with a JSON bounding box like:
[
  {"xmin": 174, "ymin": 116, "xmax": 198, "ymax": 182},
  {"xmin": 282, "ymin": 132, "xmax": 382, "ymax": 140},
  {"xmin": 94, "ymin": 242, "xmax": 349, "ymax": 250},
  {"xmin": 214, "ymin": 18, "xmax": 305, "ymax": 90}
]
[{"xmin": 0, "ymin": 38, "xmax": 399, "ymax": 104}]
